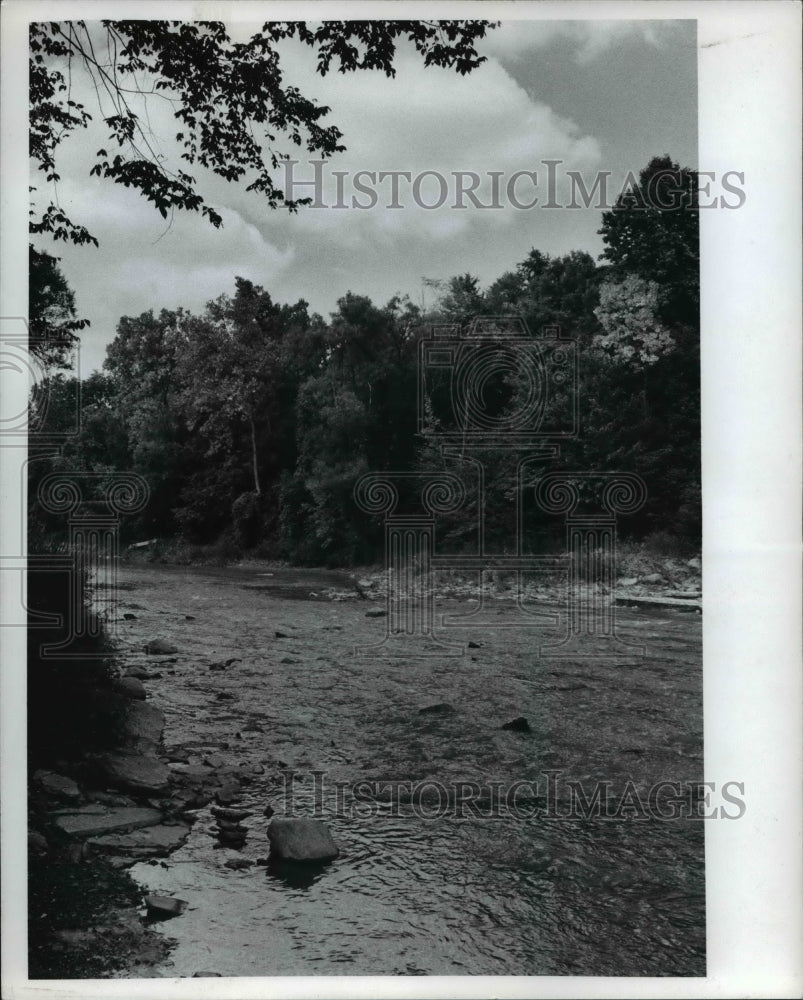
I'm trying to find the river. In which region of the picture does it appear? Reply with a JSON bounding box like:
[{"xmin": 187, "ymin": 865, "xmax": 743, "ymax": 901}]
[{"xmin": 112, "ymin": 563, "xmax": 704, "ymax": 977}]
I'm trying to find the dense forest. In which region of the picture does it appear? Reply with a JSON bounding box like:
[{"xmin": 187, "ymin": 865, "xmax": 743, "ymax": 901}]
[{"xmin": 29, "ymin": 156, "xmax": 700, "ymax": 566}]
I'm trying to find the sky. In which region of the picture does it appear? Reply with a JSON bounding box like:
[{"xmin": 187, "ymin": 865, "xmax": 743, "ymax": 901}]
[{"xmin": 33, "ymin": 18, "xmax": 698, "ymax": 374}]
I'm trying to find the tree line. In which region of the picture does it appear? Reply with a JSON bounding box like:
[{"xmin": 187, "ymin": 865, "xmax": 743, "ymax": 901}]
[{"xmin": 30, "ymin": 156, "xmax": 700, "ymax": 566}]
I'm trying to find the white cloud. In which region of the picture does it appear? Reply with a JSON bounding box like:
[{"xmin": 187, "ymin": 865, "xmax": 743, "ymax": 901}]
[
  {"xmin": 482, "ymin": 19, "xmax": 680, "ymax": 64},
  {"xmin": 244, "ymin": 41, "xmax": 602, "ymax": 245}
]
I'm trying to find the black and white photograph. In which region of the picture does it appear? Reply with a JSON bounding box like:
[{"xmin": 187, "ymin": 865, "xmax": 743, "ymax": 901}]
[{"xmin": 1, "ymin": 1, "xmax": 800, "ymax": 997}]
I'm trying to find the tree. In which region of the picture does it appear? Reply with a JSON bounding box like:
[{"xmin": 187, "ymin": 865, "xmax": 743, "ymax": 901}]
[
  {"xmin": 593, "ymin": 274, "xmax": 675, "ymax": 367},
  {"xmin": 28, "ymin": 248, "xmax": 89, "ymax": 368},
  {"xmin": 102, "ymin": 308, "xmax": 190, "ymax": 535},
  {"xmin": 279, "ymin": 292, "xmax": 424, "ymax": 563},
  {"xmin": 30, "ymin": 19, "xmax": 496, "ymax": 247},
  {"xmin": 435, "ymin": 273, "xmax": 487, "ymax": 327},
  {"xmin": 172, "ymin": 279, "xmax": 313, "ymax": 545},
  {"xmin": 598, "ymin": 155, "xmax": 699, "ymax": 327},
  {"xmin": 486, "ymin": 249, "xmax": 602, "ymax": 341}
]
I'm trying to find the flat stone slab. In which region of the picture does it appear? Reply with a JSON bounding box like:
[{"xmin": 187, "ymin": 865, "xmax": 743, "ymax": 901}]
[
  {"xmin": 267, "ymin": 818, "xmax": 339, "ymax": 862},
  {"xmin": 615, "ymin": 594, "xmax": 702, "ymax": 611},
  {"xmin": 94, "ymin": 752, "xmax": 170, "ymax": 794},
  {"xmin": 52, "ymin": 806, "xmax": 163, "ymax": 839},
  {"xmin": 89, "ymin": 823, "xmax": 190, "ymax": 857}
]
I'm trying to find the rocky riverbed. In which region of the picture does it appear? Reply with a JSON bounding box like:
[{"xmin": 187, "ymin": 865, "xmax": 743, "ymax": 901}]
[{"xmin": 29, "ymin": 561, "xmax": 705, "ymax": 978}]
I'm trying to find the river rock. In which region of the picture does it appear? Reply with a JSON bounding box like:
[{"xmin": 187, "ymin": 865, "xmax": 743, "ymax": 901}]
[
  {"xmin": 120, "ymin": 702, "xmax": 165, "ymax": 752},
  {"xmin": 145, "ymin": 639, "xmax": 178, "ymax": 655},
  {"xmin": 640, "ymin": 573, "xmax": 665, "ymax": 585},
  {"xmin": 203, "ymin": 753, "xmax": 225, "ymax": 769},
  {"xmin": 502, "ymin": 716, "xmax": 532, "ymax": 733},
  {"xmin": 88, "ymin": 791, "xmax": 136, "ymax": 807},
  {"xmin": 365, "ymin": 609, "xmax": 386, "ymax": 618},
  {"xmin": 215, "ymin": 818, "xmax": 247, "ymax": 833},
  {"xmin": 52, "ymin": 805, "xmax": 162, "ymax": 839},
  {"xmin": 216, "ymin": 829, "xmax": 247, "ymax": 847},
  {"xmin": 94, "ymin": 752, "xmax": 170, "ymax": 795},
  {"xmin": 117, "ymin": 676, "xmax": 147, "ymax": 700},
  {"xmin": 267, "ymin": 818, "xmax": 339, "ymax": 862},
  {"xmin": 418, "ymin": 702, "xmax": 455, "ymax": 716},
  {"xmin": 90, "ymin": 823, "xmax": 190, "ymax": 858},
  {"xmin": 125, "ymin": 666, "xmax": 153, "ymax": 680},
  {"xmin": 144, "ymin": 894, "xmax": 188, "ymax": 919},
  {"xmin": 34, "ymin": 770, "xmax": 81, "ymax": 802},
  {"xmin": 215, "ymin": 781, "xmax": 241, "ymax": 806},
  {"xmin": 617, "ymin": 577, "xmax": 638, "ymax": 588},
  {"xmin": 224, "ymin": 858, "xmax": 253, "ymax": 871},
  {"xmin": 212, "ymin": 806, "xmax": 253, "ymax": 822},
  {"xmin": 123, "ymin": 613, "xmax": 137, "ymax": 620},
  {"xmin": 467, "ymin": 640, "xmax": 482, "ymax": 649},
  {"xmin": 686, "ymin": 557, "xmax": 702, "ymax": 571}
]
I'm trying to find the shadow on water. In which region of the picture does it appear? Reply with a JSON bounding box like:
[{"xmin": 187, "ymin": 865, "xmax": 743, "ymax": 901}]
[{"xmin": 265, "ymin": 858, "xmax": 335, "ymax": 890}]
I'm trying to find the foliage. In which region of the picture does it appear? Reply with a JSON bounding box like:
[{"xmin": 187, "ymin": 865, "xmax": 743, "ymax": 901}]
[
  {"xmin": 593, "ymin": 275, "xmax": 675, "ymax": 366},
  {"xmin": 486, "ymin": 249, "xmax": 603, "ymax": 341},
  {"xmin": 598, "ymin": 155, "xmax": 699, "ymax": 327},
  {"xmin": 33, "ymin": 154, "xmax": 701, "ymax": 564},
  {"xmin": 28, "ymin": 248, "xmax": 89, "ymax": 369},
  {"xmin": 30, "ymin": 19, "xmax": 495, "ymax": 247}
]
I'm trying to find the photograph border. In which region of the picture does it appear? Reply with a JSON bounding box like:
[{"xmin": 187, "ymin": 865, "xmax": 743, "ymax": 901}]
[{"xmin": 2, "ymin": 1, "xmax": 801, "ymax": 998}]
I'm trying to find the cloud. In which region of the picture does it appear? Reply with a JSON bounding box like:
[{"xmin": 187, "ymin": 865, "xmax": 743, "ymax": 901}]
[
  {"xmin": 34, "ymin": 22, "xmax": 661, "ymax": 373},
  {"xmin": 482, "ymin": 19, "xmax": 681, "ymax": 65},
  {"xmin": 238, "ymin": 40, "xmax": 602, "ymax": 244}
]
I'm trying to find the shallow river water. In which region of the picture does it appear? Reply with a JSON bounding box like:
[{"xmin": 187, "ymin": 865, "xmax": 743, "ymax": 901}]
[{"xmin": 114, "ymin": 564, "xmax": 705, "ymax": 977}]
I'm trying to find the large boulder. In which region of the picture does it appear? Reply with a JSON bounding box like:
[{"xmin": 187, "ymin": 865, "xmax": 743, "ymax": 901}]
[
  {"xmin": 93, "ymin": 752, "xmax": 170, "ymax": 795},
  {"xmin": 267, "ymin": 818, "xmax": 339, "ymax": 862}
]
